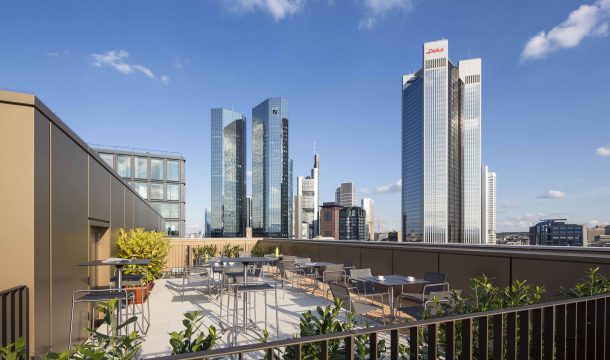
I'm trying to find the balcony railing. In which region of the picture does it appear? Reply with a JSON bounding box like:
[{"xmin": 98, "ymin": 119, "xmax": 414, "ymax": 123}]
[
  {"xmin": 151, "ymin": 292, "xmax": 610, "ymax": 359},
  {"xmin": 0, "ymin": 285, "xmax": 29, "ymax": 356}
]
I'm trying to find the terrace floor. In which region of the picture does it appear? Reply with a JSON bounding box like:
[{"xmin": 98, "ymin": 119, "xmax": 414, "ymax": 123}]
[{"xmin": 139, "ymin": 275, "xmax": 390, "ymax": 358}]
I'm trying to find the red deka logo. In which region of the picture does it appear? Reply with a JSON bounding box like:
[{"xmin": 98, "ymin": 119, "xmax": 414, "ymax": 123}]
[{"xmin": 426, "ymin": 48, "xmax": 444, "ymax": 54}]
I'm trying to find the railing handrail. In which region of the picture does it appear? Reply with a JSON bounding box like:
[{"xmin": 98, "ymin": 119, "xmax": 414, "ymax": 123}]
[
  {"xmin": 0, "ymin": 285, "xmax": 27, "ymax": 295},
  {"xmin": 151, "ymin": 292, "xmax": 610, "ymax": 359}
]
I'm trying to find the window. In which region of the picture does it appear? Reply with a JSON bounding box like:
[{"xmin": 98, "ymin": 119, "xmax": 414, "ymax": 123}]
[
  {"xmin": 151, "ymin": 159, "xmax": 163, "ymax": 180},
  {"xmin": 166, "ymin": 221, "xmax": 179, "ymax": 236},
  {"xmin": 167, "ymin": 184, "xmax": 179, "ymax": 200},
  {"xmin": 135, "ymin": 183, "xmax": 148, "ymax": 199},
  {"xmin": 135, "ymin": 157, "xmax": 148, "ymax": 179},
  {"xmin": 117, "ymin": 156, "xmax": 131, "ymax": 177},
  {"xmin": 99, "ymin": 153, "xmax": 114, "ymax": 167},
  {"xmin": 167, "ymin": 160, "xmax": 180, "ymax": 181},
  {"xmin": 169, "ymin": 203, "xmax": 180, "ymax": 218},
  {"xmin": 152, "ymin": 203, "xmax": 170, "ymax": 218},
  {"xmin": 150, "ymin": 183, "xmax": 164, "ymax": 200}
]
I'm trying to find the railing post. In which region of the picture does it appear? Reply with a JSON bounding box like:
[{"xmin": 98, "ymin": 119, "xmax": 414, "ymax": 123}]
[
  {"xmin": 320, "ymin": 339, "xmax": 328, "ymax": 360},
  {"xmin": 369, "ymin": 332, "xmax": 378, "ymax": 359},
  {"xmin": 543, "ymin": 306, "xmax": 555, "ymax": 359},
  {"xmin": 576, "ymin": 301, "xmax": 586, "ymax": 360},
  {"xmin": 427, "ymin": 323, "xmax": 437, "ymax": 360},
  {"xmin": 408, "ymin": 327, "xmax": 418, "ymax": 359},
  {"xmin": 566, "ymin": 302, "xmax": 577, "ymax": 360},
  {"xmin": 595, "ymin": 299, "xmax": 605, "ymax": 360},
  {"xmin": 445, "ymin": 320, "xmax": 455, "ymax": 360},
  {"xmin": 519, "ymin": 310, "xmax": 530, "ymax": 359},
  {"xmin": 555, "ymin": 304, "xmax": 566, "ymax": 360},
  {"xmin": 506, "ymin": 312, "xmax": 517, "ymax": 360},
  {"xmin": 478, "ymin": 316, "xmax": 488, "ymax": 360},
  {"xmin": 532, "ymin": 308, "xmax": 542, "ymax": 360},
  {"xmin": 586, "ymin": 300, "xmax": 596, "ymax": 359},
  {"xmin": 344, "ymin": 335, "xmax": 354, "ymax": 360},
  {"xmin": 391, "ymin": 329, "xmax": 399, "ymax": 360},
  {"xmin": 492, "ymin": 314, "xmax": 503, "ymax": 360},
  {"xmin": 462, "ymin": 318, "xmax": 472, "ymax": 360}
]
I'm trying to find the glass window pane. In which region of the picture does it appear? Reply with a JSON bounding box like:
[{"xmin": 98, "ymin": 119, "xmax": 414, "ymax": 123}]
[
  {"xmin": 166, "ymin": 221, "xmax": 179, "ymax": 236},
  {"xmin": 135, "ymin": 183, "xmax": 148, "ymax": 199},
  {"xmin": 135, "ymin": 157, "xmax": 148, "ymax": 179},
  {"xmin": 169, "ymin": 203, "xmax": 180, "ymax": 218},
  {"xmin": 151, "ymin": 159, "xmax": 163, "ymax": 180},
  {"xmin": 167, "ymin": 160, "xmax": 180, "ymax": 181},
  {"xmin": 167, "ymin": 184, "xmax": 179, "ymax": 201},
  {"xmin": 117, "ymin": 156, "xmax": 131, "ymax": 177},
  {"xmin": 151, "ymin": 203, "xmax": 170, "ymax": 218},
  {"xmin": 99, "ymin": 153, "xmax": 114, "ymax": 168},
  {"xmin": 150, "ymin": 184, "xmax": 164, "ymax": 200}
]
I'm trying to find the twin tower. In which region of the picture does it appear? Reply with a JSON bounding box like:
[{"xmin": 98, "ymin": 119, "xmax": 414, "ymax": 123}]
[{"xmin": 402, "ymin": 39, "xmax": 495, "ymax": 244}]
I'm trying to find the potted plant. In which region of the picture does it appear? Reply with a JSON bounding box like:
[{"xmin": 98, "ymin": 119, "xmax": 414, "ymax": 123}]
[{"xmin": 117, "ymin": 228, "xmax": 170, "ymax": 303}]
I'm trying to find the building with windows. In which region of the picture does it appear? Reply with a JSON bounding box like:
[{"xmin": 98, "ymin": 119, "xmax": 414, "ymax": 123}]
[
  {"xmin": 251, "ymin": 97, "xmax": 291, "ymax": 238},
  {"xmin": 294, "ymin": 154, "xmax": 320, "ymax": 239},
  {"xmin": 481, "ymin": 166, "xmax": 496, "ymax": 244},
  {"xmin": 335, "ymin": 182, "xmax": 357, "ymax": 207},
  {"xmin": 246, "ymin": 196, "xmax": 252, "ymax": 229},
  {"xmin": 339, "ymin": 206, "xmax": 367, "ymax": 241},
  {"xmin": 529, "ymin": 219, "xmax": 586, "ymax": 247},
  {"xmin": 361, "ymin": 197, "xmax": 375, "ymax": 241},
  {"xmin": 320, "ymin": 202, "xmax": 342, "ymax": 239},
  {"xmin": 204, "ymin": 208, "xmax": 211, "ymax": 237},
  {"xmin": 402, "ymin": 39, "xmax": 485, "ymax": 244},
  {"xmin": 95, "ymin": 146, "xmax": 185, "ymax": 236},
  {"xmin": 210, "ymin": 108, "xmax": 247, "ymax": 237},
  {"xmin": 289, "ymin": 159, "xmax": 294, "ymax": 238}
]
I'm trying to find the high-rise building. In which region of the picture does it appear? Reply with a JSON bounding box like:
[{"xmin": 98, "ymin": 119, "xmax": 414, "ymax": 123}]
[
  {"xmin": 335, "ymin": 182, "xmax": 358, "ymax": 207},
  {"xmin": 361, "ymin": 197, "xmax": 375, "ymax": 241},
  {"xmin": 339, "ymin": 206, "xmax": 367, "ymax": 240},
  {"xmin": 294, "ymin": 154, "xmax": 320, "ymax": 239},
  {"xmin": 481, "ymin": 166, "xmax": 496, "ymax": 244},
  {"xmin": 252, "ymin": 97, "xmax": 290, "ymax": 238},
  {"xmin": 320, "ymin": 202, "xmax": 342, "ymax": 239},
  {"xmin": 289, "ymin": 159, "xmax": 294, "ymax": 238},
  {"xmin": 95, "ymin": 146, "xmax": 186, "ymax": 236},
  {"xmin": 402, "ymin": 39, "xmax": 485, "ymax": 244},
  {"xmin": 204, "ymin": 208, "xmax": 211, "ymax": 237},
  {"xmin": 529, "ymin": 219, "xmax": 586, "ymax": 247},
  {"xmin": 210, "ymin": 108, "xmax": 247, "ymax": 237},
  {"xmin": 246, "ymin": 196, "xmax": 252, "ymax": 229}
]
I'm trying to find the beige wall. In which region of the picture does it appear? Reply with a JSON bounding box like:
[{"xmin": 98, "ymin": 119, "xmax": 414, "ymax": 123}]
[
  {"xmin": 0, "ymin": 91, "xmax": 165, "ymax": 356},
  {"xmin": 165, "ymin": 238, "xmax": 262, "ymax": 270},
  {"xmin": 260, "ymin": 239, "xmax": 610, "ymax": 297}
]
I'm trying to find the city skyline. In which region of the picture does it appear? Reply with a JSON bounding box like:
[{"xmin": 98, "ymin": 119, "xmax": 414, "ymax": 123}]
[{"xmin": 2, "ymin": 0, "xmax": 609, "ymax": 234}]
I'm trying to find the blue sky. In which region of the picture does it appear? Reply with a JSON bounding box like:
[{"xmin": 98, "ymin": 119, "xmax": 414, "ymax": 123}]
[{"xmin": 2, "ymin": 0, "xmax": 610, "ymax": 233}]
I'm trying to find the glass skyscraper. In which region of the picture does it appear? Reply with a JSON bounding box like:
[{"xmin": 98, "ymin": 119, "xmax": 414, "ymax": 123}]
[
  {"xmin": 402, "ymin": 39, "xmax": 483, "ymax": 243},
  {"xmin": 211, "ymin": 108, "xmax": 247, "ymax": 237},
  {"xmin": 252, "ymin": 98, "xmax": 290, "ymax": 238}
]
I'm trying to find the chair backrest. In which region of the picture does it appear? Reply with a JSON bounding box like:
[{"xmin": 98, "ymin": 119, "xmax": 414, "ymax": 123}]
[
  {"xmin": 350, "ymin": 268, "xmax": 372, "ymax": 278},
  {"xmin": 295, "ymin": 257, "xmax": 311, "ymax": 265},
  {"xmin": 328, "ymin": 282, "xmax": 352, "ymax": 311},
  {"xmin": 343, "ymin": 259, "xmax": 354, "ymax": 268},
  {"xmin": 282, "ymin": 255, "xmax": 297, "ymax": 262},
  {"xmin": 323, "ymin": 264, "xmax": 344, "ymax": 283},
  {"xmin": 349, "ymin": 268, "xmax": 375, "ymax": 293},
  {"xmin": 423, "ymin": 272, "xmax": 447, "ymax": 294},
  {"xmin": 239, "ymin": 251, "xmax": 251, "ymax": 258}
]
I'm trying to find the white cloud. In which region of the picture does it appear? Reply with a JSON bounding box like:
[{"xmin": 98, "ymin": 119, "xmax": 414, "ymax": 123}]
[
  {"xmin": 521, "ymin": 0, "xmax": 610, "ymax": 60},
  {"xmin": 596, "ymin": 145, "xmax": 610, "ymax": 156},
  {"xmin": 498, "ymin": 212, "xmax": 551, "ymax": 232},
  {"xmin": 375, "ymin": 179, "xmax": 401, "ymax": 193},
  {"xmin": 537, "ymin": 190, "xmax": 566, "ymax": 199},
  {"xmin": 92, "ymin": 50, "xmax": 169, "ymax": 85},
  {"xmin": 358, "ymin": 0, "xmax": 414, "ymax": 29},
  {"xmin": 222, "ymin": 0, "xmax": 305, "ymax": 21}
]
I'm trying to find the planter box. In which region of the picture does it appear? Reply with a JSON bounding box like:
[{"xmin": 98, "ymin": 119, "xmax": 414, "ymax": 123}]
[{"xmin": 125, "ymin": 285, "xmax": 149, "ymax": 304}]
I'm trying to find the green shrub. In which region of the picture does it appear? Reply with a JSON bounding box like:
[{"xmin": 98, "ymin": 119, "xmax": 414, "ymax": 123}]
[
  {"xmin": 1, "ymin": 337, "xmax": 26, "ymax": 360},
  {"xmin": 562, "ymin": 267, "xmax": 610, "ymax": 298},
  {"xmin": 192, "ymin": 244, "xmax": 218, "ymax": 259},
  {"xmin": 221, "ymin": 243, "xmax": 243, "ymax": 258},
  {"xmin": 169, "ymin": 311, "xmax": 217, "ymax": 354},
  {"xmin": 44, "ymin": 300, "xmax": 142, "ymax": 360},
  {"xmin": 117, "ymin": 228, "xmax": 170, "ymax": 282},
  {"xmin": 251, "ymin": 243, "xmax": 275, "ymax": 257}
]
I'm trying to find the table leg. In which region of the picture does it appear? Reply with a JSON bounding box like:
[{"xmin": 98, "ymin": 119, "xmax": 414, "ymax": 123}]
[
  {"xmin": 389, "ymin": 286, "xmax": 395, "ymax": 321},
  {"xmin": 116, "ymin": 266, "xmax": 123, "ymax": 335}
]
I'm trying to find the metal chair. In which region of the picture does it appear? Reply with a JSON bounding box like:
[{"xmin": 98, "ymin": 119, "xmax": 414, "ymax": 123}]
[
  {"xmin": 219, "ymin": 264, "xmax": 246, "ymax": 326},
  {"xmin": 110, "ymin": 266, "xmax": 151, "ymax": 334},
  {"xmin": 396, "ymin": 271, "xmax": 450, "ymax": 311},
  {"xmin": 343, "ymin": 259, "xmax": 355, "ymax": 271},
  {"xmin": 328, "ymin": 282, "xmax": 385, "ymax": 325},
  {"xmin": 229, "ymin": 281, "xmax": 280, "ymax": 346},
  {"xmin": 181, "ymin": 265, "xmax": 213, "ymax": 298},
  {"xmin": 321, "ymin": 264, "xmax": 346, "ymax": 301},
  {"xmin": 69, "ymin": 289, "xmax": 135, "ymax": 348},
  {"xmin": 349, "ymin": 268, "xmax": 389, "ymax": 309}
]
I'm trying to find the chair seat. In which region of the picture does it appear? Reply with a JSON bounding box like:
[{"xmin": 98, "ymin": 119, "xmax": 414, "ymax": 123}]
[
  {"xmin": 111, "ymin": 274, "xmax": 144, "ymax": 283},
  {"xmin": 398, "ymin": 292, "xmax": 424, "ymax": 304},
  {"xmin": 75, "ymin": 290, "xmax": 132, "ymax": 302},
  {"xmin": 236, "ymin": 283, "xmax": 276, "ymax": 292},
  {"xmin": 352, "ymin": 300, "xmax": 381, "ymax": 315}
]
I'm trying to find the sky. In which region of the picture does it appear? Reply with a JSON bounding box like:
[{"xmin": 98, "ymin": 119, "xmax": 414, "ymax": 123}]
[{"xmin": 1, "ymin": 0, "xmax": 610, "ymax": 233}]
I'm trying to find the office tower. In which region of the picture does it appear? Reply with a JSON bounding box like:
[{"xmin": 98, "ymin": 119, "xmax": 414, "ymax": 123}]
[
  {"xmin": 95, "ymin": 146, "xmax": 186, "ymax": 236},
  {"xmin": 204, "ymin": 209, "xmax": 211, "ymax": 237},
  {"xmin": 481, "ymin": 166, "xmax": 496, "ymax": 244},
  {"xmin": 361, "ymin": 197, "xmax": 375, "ymax": 241},
  {"xmin": 319, "ymin": 202, "xmax": 342, "ymax": 239},
  {"xmin": 294, "ymin": 154, "xmax": 320, "ymax": 239},
  {"xmin": 252, "ymin": 98, "xmax": 290, "ymax": 238},
  {"xmin": 529, "ymin": 219, "xmax": 586, "ymax": 246},
  {"xmin": 246, "ymin": 196, "xmax": 252, "ymax": 228},
  {"xmin": 339, "ymin": 207, "xmax": 367, "ymax": 240},
  {"xmin": 289, "ymin": 159, "xmax": 294, "ymax": 238},
  {"xmin": 335, "ymin": 182, "xmax": 358, "ymax": 207},
  {"xmin": 402, "ymin": 39, "xmax": 484, "ymax": 243},
  {"xmin": 210, "ymin": 108, "xmax": 247, "ymax": 237}
]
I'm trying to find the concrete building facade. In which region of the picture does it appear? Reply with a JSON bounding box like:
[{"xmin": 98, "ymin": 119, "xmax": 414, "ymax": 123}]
[
  {"xmin": 294, "ymin": 154, "xmax": 320, "ymax": 239},
  {"xmin": 319, "ymin": 202, "xmax": 342, "ymax": 240},
  {"xmin": 335, "ymin": 182, "xmax": 357, "ymax": 207}
]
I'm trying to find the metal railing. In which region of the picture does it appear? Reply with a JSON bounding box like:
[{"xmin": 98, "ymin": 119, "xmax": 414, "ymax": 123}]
[
  {"xmin": 0, "ymin": 285, "xmax": 29, "ymax": 356},
  {"xmin": 151, "ymin": 292, "xmax": 610, "ymax": 360}
]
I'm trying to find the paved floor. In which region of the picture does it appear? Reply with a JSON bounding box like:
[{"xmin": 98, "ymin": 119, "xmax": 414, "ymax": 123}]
[{"xmin": 139, "ymin": 276, "xmax": 350, "ymax": 358}]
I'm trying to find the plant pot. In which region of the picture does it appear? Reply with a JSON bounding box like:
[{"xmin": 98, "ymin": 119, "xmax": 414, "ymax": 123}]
[
  {"xmin": 125, "ymin": 285, "xmax": 148, "ymax": 304},
  {"xmin": 148, "ymin": 281, "xmax": 155, "ymax": 291}
]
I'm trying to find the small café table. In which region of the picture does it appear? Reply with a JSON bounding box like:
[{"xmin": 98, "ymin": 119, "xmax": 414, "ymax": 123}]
[{"xmin": 79, "ymin": 258, "xmax": 152, "ymax": 288}]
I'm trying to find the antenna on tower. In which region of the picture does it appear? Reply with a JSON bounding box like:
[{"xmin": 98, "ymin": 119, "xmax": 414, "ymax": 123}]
[{"xmin": 313, "ymin": 142, "xmax": 316, "ymax": 155}]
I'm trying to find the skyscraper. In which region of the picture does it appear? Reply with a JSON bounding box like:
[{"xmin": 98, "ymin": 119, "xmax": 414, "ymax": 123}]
[
  {"xmin": 335, "ymin": 182, "xmax": 358, "ymax": 207},
  {"xmin": 294, "ymin": 154, "xmax": 320, "ymax": 239},
  {"xmin": 481, "ymin": 165, "xmax": 496, "ymax": 244},
  {"xmin": 361, "ymin": 197, "xmax": 375, "ymax": 241},
  {"xmin": 210, "ymin": 108, "xmax": 247, "ymax": 237},
  {"xmin": 252, "ymin": 98, "xmax": 290, "ymax": 238},
  {"xmin": 402, "ymin": 39, "xmax": 484, "ymax": 243},
  {"xmin": 339, "ymin": 207, "xmax": 367, "ymax": 241}
]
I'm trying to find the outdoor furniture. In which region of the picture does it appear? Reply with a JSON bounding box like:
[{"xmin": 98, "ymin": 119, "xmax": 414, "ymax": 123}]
[
  {"xmin": 69, "ymin": 289, "xmax": 135, "ymax": 348},
  {"xmin": 396, "ymin": 271, "xmax": 449, "ymax": 311},
  {"xmin": 351, "ymin": 274, "xmax": 428, "ymax": 320},
  {"xmin": 181, "ymin": 264, "xmax": 213, "ymax": 297},
  {"xmin": 111, "ymin": 266, "xmax": 151, "ymax": 334},
  {"xmin": 348, "ymin": 268, "xmax": 389, "ymax": 311},
  {"xmin": 328, "ymin": 282, "xmax": 385, "ymax": 325},
  {"xmin": 219, "ymin": 263, "xmax": 246, "ymax": 325},
  {"xmin": 278, "ymin": 259, "xmax": 305, "ymax": 290},
  {"xmin": 228, "ymin": 281, "xmax": 280, "ymax": 346},
  {"xmin": 297, "ymin": 261, "xmax": 336, "ymax": 293},
  {"xmin": 321, "ymin": 264, "xmax": 346, "ymax": 301},
  {"xmin": 343, "ymin": 259, "xmax": 355, "ymax": 271}
]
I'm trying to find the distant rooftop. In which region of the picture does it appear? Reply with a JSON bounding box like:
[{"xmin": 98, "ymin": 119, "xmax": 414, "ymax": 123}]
[{"xmin": 90, "ymin": 143, "xmax": 184, "ymax": 159}]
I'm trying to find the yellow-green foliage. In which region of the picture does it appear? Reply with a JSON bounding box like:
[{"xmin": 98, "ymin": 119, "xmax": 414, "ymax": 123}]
[{"xmin": 117, "ymin": 228, "xmax": 170, "ymax": 282}]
